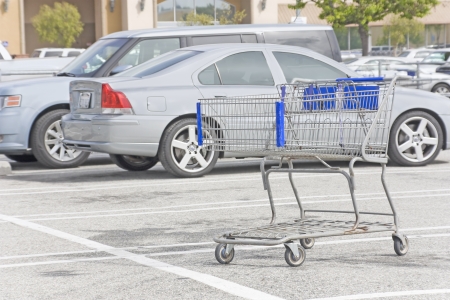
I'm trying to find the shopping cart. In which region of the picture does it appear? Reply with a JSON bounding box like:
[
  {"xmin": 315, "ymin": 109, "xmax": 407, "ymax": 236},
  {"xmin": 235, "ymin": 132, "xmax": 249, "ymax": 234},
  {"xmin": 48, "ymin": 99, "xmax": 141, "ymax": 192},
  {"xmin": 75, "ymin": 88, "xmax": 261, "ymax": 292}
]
[{"xmin": 196, "ymin": 77, "xmax": 409, "ymax": 267}]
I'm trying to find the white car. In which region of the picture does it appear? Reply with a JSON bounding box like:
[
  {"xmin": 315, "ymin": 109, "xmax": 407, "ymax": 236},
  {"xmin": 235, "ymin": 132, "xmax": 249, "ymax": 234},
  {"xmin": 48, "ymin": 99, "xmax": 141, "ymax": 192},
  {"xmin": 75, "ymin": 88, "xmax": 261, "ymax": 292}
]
[
  {"xmin": 398, "ymin": 48, "xmax": 435, "ymax": 62},
  {"xmin": 0, "ymin": 43, "xmax": 12, "ymax": 60},
  {"xmin": 30, "ymin": 48, "xmax": 85, "ymax": 58},
  {"xmin": 346, "ymin": 56, "xmax": 450, "ymax": 94}
]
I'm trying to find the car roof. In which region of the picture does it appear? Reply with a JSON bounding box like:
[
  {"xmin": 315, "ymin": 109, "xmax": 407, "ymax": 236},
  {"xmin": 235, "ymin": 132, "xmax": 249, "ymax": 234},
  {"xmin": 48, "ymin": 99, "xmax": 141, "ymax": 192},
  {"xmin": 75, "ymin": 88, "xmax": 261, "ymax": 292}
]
[
  {"xmin": 102, "ymin": 24, "xmax": 333, "ymax": 39},
  {"xmin": 34, "ymin": 48, "xmax": 84, "ymax": 51},
  {"xmin": 176, "ymin": 43, "xmax": 315, "ymax": 54}
]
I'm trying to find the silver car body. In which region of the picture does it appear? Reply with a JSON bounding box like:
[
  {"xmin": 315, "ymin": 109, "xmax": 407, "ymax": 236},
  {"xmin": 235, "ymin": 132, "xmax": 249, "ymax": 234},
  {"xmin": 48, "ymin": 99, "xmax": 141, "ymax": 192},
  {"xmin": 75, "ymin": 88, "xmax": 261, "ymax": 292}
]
[{"xmin": 62, "ymin": 44, "xmax": 450, "ymax": 159}]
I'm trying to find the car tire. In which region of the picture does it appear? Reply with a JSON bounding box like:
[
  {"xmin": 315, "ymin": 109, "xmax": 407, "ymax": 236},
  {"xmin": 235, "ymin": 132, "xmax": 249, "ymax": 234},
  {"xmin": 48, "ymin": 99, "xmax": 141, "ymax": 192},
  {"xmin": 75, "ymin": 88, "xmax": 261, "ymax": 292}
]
[
  {"xmin": 30, "ymin": 109, "xmax": 90, "ymax": 168},
  {"xmin": 109, "ymin": 154, "xmax": 158, "ymax": 171},
  {"xmin": 4, "ymin": 154, "xmax": 38, "ymax": 163},
  {"xmin": 159, "ymin": 118, "xmax": 219, "ymax": 178},
  {"xmin": 388, "ymin": 111, "xmax": 443, "ymax": 166},
  {"xmin": 431, "ymin": 83, "xmax": 450, "ymax": 94}
]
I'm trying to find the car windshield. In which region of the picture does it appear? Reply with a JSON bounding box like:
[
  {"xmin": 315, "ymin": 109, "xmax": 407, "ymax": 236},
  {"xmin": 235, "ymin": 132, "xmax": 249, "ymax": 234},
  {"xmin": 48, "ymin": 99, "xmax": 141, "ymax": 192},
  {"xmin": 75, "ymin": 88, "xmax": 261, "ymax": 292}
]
[
  {"xmin": 59, "ymin": 39, "xmax": 128, "ymax": 77},
  {"xmin": 422, "ymin": 52, "xmax": 450, "ymax": 63},
  {"xmin": 117, "ymin": 50, "xmax": 201, "ymax": 78},
  {"xmin": 398, "ymin": 51, "xmax": 410, "ymax": 57}
]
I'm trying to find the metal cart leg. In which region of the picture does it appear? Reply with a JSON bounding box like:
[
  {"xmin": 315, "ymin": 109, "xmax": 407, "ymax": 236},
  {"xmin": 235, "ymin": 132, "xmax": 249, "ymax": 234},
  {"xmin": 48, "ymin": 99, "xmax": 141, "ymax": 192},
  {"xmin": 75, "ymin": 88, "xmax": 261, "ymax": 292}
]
[
  {"xmin": 260, "ymin": 158, "xmax": 277, "ymax": 224},
  {"xmin": 287, "ymin": 159, "xmax": 304, "ymax": 219}
]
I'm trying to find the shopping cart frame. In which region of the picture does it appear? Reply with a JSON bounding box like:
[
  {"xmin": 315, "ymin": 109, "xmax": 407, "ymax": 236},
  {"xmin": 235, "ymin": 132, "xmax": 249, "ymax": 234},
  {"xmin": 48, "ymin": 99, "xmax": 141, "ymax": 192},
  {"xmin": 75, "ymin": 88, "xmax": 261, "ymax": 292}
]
[{"xmin": 198, "ymin": 76, "xmax": 409, "ymax": 267}]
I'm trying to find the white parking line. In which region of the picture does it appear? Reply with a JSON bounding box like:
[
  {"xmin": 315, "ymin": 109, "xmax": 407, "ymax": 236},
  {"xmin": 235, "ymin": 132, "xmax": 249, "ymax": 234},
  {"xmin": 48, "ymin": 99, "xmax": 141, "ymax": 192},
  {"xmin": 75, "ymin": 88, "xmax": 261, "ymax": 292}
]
[
  {"xmin": 19, "ymin": 192, "xmax": 450, "ymax": 222},
  {"xmin": 1, "ymin": 227, "xmax": 449, "ymax": 262},
  {"xmin": 307, "ymin": 289, "xmax": 450, "ymax": 300},
  {"xmin": 11, "ymin": 187, "xmax": 450, "ymax": 218},
  {"xmin": 0, "ymin": 213, "xmax": 284, "ymax": 300},
  {"xmin": 1, "ymin": 168, "xmax": 450, "ymax": 197}
]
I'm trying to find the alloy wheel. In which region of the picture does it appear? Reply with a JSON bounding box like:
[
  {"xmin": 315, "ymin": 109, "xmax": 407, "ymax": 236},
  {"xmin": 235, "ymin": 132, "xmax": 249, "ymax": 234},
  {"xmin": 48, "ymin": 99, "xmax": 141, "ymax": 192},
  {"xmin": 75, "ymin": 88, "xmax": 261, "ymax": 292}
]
[
  {"xmin": 395, "ymin": 116, "xmax": 439, "ymax": 163},
  {"xmin": 45, "ymin": 120, "xmax": 83, "ymax": 161},
  {"xmin": 170, "ymin": 125, "xmax": 215, "ymax": 173}
]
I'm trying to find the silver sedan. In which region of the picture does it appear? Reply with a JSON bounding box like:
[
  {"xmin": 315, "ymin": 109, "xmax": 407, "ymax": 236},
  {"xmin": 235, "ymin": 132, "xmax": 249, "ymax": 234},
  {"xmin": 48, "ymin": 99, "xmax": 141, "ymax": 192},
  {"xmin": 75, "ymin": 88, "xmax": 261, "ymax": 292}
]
[{"xmin": 62, "ymin": 44, "xmax": 450, "ymax": 177}]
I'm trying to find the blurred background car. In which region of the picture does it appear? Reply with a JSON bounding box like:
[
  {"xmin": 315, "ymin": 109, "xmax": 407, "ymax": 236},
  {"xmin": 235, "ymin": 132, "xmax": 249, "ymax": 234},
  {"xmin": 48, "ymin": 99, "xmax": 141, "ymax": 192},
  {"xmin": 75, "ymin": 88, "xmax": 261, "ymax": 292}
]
[
  {"xmin": 436, "ymin": 63, "xmax": 450, "ymax": 75},
  {"xmin": 397, "ymin": 48, "xmax": 435, "ymax": 62},
  {"xmin": 62, "ymin": 44, "xmax": 449, "ymax": 178},
  {"xmin": 30, "ymin": 48, "xmax": 85, "ymax": 58}
]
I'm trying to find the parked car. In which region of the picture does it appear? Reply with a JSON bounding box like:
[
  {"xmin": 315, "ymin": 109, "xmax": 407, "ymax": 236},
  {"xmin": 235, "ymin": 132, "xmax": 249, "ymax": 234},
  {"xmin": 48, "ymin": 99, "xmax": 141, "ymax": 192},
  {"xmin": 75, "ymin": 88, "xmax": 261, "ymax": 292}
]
[
  {"xmin": 0, "ymin": 24, "xmax": 342, "ymax": 168},
  {"xmin": 421, "ymin": 49, "xmax": 450, "ymax": 64},
  {"xmin": 30, "ymin": 48, "xmax": 85, "ymax": 58},
  {"xmin": 398, "ymin": 48, "xmax": 435, "ymax": 62},
  {"xmin": 346, "ymin": 56, "xmax": 450, "ymax": 94},
  {"xmin": 61, "ymin": 44, "xmax": 450, "ymax": 178},
  {"xmin": 0, "ymin": 43, "xmax": 12, "ymax": 60}
]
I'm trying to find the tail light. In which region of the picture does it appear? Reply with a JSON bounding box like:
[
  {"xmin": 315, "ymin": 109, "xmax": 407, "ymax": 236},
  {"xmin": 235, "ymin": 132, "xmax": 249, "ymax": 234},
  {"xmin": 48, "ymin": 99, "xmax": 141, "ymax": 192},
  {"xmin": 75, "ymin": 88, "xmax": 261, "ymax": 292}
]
[{"xmin": 101, "ymin": 84, "xmax": 134, "ymax": 114}]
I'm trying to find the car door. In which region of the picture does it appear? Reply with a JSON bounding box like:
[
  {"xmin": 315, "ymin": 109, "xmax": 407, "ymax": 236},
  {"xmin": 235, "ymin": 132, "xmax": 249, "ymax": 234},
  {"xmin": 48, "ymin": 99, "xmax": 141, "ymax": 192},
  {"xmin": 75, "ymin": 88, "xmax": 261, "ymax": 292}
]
[{"xmin": 192, "ymin": 50, "xmax": 285, "ymax": 157}]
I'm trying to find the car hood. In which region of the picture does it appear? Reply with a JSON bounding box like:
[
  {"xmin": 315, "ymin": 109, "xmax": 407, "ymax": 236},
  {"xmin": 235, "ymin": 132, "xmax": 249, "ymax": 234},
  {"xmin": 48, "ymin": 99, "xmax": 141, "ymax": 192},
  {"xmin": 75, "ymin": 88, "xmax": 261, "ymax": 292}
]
[
  {"xmin": 393, "ymin": 86, "xmax": 450, "ymax": 116},
  {"xmin": 0, "ymin": 76, "xmax": 76, "ymax": 97}
]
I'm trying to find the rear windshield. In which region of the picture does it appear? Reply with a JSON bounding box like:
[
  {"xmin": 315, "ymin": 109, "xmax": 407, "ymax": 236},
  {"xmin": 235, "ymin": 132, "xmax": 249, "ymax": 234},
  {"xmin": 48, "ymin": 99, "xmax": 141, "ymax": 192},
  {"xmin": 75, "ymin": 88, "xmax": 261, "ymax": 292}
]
[
  {"xmin": 31, "ymin": 50, "xmax": 41, "ymax": 58},
  {"xmin": 117, "ymin": 50, "xmax": 201, "ymax": 78},
  {"xmin": 264, "ymin": 30, "xmax": 333, "ymax": 59}
]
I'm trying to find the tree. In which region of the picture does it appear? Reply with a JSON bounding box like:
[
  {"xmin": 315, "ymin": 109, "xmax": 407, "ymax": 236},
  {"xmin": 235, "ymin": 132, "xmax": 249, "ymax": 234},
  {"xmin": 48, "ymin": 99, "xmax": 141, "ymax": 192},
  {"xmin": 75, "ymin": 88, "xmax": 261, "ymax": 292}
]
[
  {"xmin": 289, "ymin": 0, "xmax": 438, "ymax": 56},
  {"xmin": 32, "ymin": 2, "xmax": 84, "ymax": 48},
  {"xmin": 218, "ymin": 9, "xmax": 246, "ymax": 25},
  {"xmin": 184, "ymin": 12, "xmax": 214, "ymax": 26},
  {"xmin": 184, "ymin": 6, "xmax": 246, "ymax": 26},
  {"xmin": 378, "ymin": 16, "xmax": 424, "ymax": 54}
]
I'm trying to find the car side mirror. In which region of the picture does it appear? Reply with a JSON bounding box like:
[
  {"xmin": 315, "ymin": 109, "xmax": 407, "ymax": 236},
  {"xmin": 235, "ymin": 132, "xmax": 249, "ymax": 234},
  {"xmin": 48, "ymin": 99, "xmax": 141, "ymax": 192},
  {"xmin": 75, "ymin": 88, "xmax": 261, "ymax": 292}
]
[{"xmin": 110, "ymin": 65, "xmax": 133, "ymax": 76}]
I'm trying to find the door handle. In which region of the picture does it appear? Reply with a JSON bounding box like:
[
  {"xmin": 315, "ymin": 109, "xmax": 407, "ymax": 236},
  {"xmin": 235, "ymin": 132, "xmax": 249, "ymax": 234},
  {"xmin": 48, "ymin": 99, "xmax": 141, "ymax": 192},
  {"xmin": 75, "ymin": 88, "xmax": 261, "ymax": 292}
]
[{"xmin": 214, "ymin": 95, "xmax": 227, "ymax": 98}]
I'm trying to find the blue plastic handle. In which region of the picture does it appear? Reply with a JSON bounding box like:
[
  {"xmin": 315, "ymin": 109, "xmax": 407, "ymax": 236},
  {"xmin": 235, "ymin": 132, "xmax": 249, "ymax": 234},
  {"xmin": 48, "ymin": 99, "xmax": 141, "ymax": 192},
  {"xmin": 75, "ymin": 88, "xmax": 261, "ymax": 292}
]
[
  {"xmin": 275, "ymin": 101, "xmax": 285, "ymax": 147},
  {"xmin": 196, "ymin": 102, "xmax": 203, "ymax": 146},
  {"xmin": 336, "ymin": 77, "xmax": 384, "ymax": 82}
]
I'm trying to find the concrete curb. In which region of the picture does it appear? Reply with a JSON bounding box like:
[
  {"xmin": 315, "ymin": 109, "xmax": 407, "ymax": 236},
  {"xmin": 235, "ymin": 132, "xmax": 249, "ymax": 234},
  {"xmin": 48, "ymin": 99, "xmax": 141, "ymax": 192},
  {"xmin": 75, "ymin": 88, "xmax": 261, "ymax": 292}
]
[{"xmin": 0, "ymin": 161, "xmax": 12, "ymax": 175}]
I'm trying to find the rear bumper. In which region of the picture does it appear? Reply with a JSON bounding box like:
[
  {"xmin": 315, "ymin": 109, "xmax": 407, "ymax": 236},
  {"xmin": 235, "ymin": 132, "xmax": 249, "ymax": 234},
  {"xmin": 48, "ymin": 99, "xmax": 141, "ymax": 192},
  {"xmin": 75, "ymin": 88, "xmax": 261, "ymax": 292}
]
[{"xmin": 61, "ymin": 114, "xmax": 172, "ymax": 157}]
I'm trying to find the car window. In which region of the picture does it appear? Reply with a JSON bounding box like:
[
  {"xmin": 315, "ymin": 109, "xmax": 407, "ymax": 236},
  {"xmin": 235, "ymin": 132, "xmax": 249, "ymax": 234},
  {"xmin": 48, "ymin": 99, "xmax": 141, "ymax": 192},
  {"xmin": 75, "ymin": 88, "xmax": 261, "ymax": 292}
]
[
  {"xmin": 0, "ymin": 53, "xmax": 3, "ymax": 60},
  {"xmin": 209, "ymin": 51, "xmax": 274, "ymax": 85},
  {"xmin": 60, "ymin": 38, "xmax": 128, "ymax": 76},
  {"xmin": 264, "ymin": 31, "xmax": 333, "ymax": 59},
  {"xmin": 398, "ymin": 51, "xmax": 410, "ymax": 57},
  {"xmin": 415, "ymin": 51, "xmax": 430, "ymax": 58},
  {"xmin": 116, "ymin": 38, "xmax": 181, "ymax": 69},
  {"xmin": 241, "ymin": 34, "xmax": 257, "ymax": 43},
  {"xmin": 199, "ymin": 65, "xmax": 221, "ymax": 85},
  {"xmin": 422, "ymin": 52, "xmax": 450, "ymax": 63},
  {"xmin": 31, "ymin": 50, "xmax": 41, "ymax": 58},
  {"xmin": 45, "ymin": 51, "xmax": 63, "ymax": 57},
  {"xmin": 67, "ymin": 51, "xmax": 81, "ymax": 57},
  {"xmin": 273, "ymin": 52, "xmax": 346, "ymax": 82},
  {"xmin": 192, "ymin": 35, "xmax": 241, "ymax": 46},
  {"xmin": 118, "ymin": 50, "xmax": 201, "ymax": 78}
]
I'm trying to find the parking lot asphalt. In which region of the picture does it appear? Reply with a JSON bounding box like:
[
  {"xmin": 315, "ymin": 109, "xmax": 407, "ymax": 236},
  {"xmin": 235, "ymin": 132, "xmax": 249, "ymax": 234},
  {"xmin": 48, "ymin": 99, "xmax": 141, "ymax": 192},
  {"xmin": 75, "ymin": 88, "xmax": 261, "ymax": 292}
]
[{"xmin": 0, "ymin": 152, "xmax": 449, "ymax": 300}]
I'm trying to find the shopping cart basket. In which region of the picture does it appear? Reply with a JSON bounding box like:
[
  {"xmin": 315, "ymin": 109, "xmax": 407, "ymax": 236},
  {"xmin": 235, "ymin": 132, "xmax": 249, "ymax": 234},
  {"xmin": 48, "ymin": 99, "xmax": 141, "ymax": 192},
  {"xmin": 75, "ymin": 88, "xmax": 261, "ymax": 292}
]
[{"xmin": 197, "ymin": 77, "xmax": 409, "ymax": 267}]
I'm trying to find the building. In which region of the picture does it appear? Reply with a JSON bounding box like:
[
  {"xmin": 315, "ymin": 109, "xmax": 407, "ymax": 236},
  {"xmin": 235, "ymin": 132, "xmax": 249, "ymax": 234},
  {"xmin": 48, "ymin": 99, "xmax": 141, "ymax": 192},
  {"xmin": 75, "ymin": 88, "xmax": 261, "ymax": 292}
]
[{"xmin": 0, "ymin": 0, "xmax": 296, "ymax": 56}]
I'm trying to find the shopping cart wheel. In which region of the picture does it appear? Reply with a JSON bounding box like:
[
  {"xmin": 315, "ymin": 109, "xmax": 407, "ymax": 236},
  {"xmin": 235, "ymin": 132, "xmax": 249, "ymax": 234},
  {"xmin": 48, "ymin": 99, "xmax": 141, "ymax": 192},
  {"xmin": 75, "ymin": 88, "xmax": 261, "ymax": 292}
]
[
  {"xmin": 215, "ymin": 244, "xmax": 235, "ymax": 264},
  {"xmin": 300, "ymin": 238, "xmax": 315, "ymax": 249},
  {"xmin": 284, "ymin": 245, "xmax": 306, "ymax": 267},
  {"xmin": 393, "ymin": 236, "xmax": 409, "ymax": 256}
]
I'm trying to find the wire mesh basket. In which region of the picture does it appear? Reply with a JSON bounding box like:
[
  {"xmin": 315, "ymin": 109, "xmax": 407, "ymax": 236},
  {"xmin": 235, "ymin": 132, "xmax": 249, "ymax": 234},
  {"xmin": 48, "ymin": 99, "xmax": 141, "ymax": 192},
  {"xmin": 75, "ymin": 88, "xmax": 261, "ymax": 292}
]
[{"xmin": 197, "ymin": 77, "xmax": 396, "ymax": 162}]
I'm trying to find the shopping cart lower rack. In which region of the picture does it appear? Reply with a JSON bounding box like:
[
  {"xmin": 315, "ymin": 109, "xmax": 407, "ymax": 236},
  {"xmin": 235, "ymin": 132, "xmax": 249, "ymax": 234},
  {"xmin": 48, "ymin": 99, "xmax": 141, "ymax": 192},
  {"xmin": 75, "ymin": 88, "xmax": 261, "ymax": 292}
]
[{"xmin": 196, "ymin": 77, "xmax": 409, "ymax": 267}]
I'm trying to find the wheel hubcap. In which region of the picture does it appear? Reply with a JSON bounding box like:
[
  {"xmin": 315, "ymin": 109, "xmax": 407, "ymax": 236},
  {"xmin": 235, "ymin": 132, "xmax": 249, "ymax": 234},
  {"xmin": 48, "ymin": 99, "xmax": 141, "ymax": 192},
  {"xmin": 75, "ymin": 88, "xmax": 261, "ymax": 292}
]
[
  {"xmin": 395, "ymin": 117, "xmax": 438, "ymax": 163},
  {"xmin": 170, "ymin": 125, "xmax": 215, "ymax": 173},
  {"xmin": 45, "ymin": 120, "xmax": 82, "ymax": 161},
  {"xmin": 434, "ymin": 86, "xmax": 449, "ymax": 94}
]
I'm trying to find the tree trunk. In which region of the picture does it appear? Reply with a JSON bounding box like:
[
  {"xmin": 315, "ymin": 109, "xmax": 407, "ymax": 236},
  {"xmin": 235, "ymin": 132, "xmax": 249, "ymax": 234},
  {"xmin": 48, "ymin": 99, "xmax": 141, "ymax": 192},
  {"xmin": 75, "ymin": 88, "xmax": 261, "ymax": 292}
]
[{"xmin": 358, "ymin": 25, "xmax": 370, "ymax": 56}]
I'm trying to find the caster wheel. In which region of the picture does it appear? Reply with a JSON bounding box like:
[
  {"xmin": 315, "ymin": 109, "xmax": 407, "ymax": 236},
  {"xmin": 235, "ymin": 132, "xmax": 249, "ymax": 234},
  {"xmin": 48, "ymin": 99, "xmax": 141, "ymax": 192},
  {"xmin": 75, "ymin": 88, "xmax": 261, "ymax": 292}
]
[
  {"xmin": 300, "ymin": 238, "xmax": 315, "ymax": 249},
  {"xmin": 284, "ymin": 245, "xmax": 306, "ymax": 267},
  {"xmin": 393, "ymin": 236, "xmax": 409, "ymax": 256},
  {"xmin": 215, "ymin": 244, "xmax": 234, "ymax": 264}
]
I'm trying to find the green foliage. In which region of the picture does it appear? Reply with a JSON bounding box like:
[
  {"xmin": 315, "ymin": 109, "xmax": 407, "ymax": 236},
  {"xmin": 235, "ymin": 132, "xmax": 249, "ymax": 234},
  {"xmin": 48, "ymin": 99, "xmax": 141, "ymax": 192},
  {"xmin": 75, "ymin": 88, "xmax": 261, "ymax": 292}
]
[
  {"xmin": 378, "ymin": 16, "xmax": 424, "ymax": 51},
  {"xmin": 219, "ymin": 9, "xmax": 246, "ymax": 25},
  {"xmin": 32, "ymin": 2, "xmax": 83, "ymax": 48},
  {"xmin": 184, "ymin": 12, "xmax": 214, "ymax": 26},
  {"xmin": 288, "ymin": 0, "xmax": 438, "ymax": 55},
  {"xmin": 334, "ymin": 27, "xmax": 362, "ymax": 50}
]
